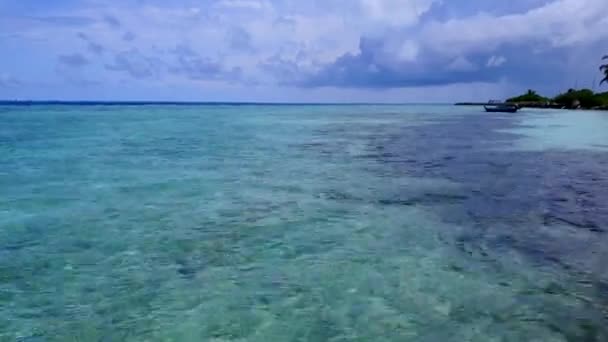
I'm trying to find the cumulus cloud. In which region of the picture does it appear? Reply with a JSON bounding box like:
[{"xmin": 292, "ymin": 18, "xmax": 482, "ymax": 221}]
[
  {"xmin": 3, "ymin": 0, "xmax": 608, "ymax": 96},
  {"xmin": 420, "ymin": 0, "xmax": 608, "ymax": 54},
  {"xmin": 299, "ymin": 37, "xmax": 497, "ymax": 88},
  {"xmin": 301, "ymin": 0, "xmax": 608, "ymax": 88},
  {"xmin": 359, "ymin": 0, "xmax": 435, "ymax": 26}
]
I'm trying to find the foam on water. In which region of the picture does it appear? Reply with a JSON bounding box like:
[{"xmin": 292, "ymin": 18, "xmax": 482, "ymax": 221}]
[{"xmin": 1, "ymin": 105, "xmax": 607, "ymax": 341}]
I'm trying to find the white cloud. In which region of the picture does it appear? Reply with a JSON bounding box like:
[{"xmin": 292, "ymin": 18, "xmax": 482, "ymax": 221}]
[
  {"xmin": 3, "ymin": 0, "xmax": 607, "ymax": 91},
  {"xmin": 215, "ymin": 0, "xmax": 273, "ymax": 11},
  {"xmin": 396, "ymin": 40, "xmax": 420, "ymax": 62},
  {"xmin": 0, "ymin": 0, "xmax": 439, "ymax": 86},
  {"xmin": 359, "ymin": 0, "xmax": 435, "ymax": 27},
  {"xmin": 420, "ymin": 0, "xmax": 608, "ymax": 56},
  {"xmin": 486, "ymin": 55, "xmax": 507, "ymax": 68}
]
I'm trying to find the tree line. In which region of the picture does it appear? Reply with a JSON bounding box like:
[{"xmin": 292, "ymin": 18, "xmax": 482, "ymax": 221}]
[{"xmin": 506, "ymin": 56, "xmax": 608, "ymax": 109}]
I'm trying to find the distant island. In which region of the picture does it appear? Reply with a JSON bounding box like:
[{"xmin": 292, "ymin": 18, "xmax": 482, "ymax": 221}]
[
  {"xmin": 508, "ymin": 89, "xmax": 608, "ymax": 110},
  {"xmin": 457, "ymin": 55, "xmax": 608, "ymax": 110},
  {"xmin": 456, "ymin": 88, "xmax": 608, "ymax": 110}
]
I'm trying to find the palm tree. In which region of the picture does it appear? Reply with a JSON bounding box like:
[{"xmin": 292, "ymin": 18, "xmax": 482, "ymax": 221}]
[{"xmin": 601, "ymin": 55, "xmax": 608, "ymax": 85}]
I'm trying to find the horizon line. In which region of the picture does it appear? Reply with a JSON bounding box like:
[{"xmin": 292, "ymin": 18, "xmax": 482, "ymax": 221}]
[{"xmin": 0, "ymin": 100, "xmax": 456, "ymax": 106}]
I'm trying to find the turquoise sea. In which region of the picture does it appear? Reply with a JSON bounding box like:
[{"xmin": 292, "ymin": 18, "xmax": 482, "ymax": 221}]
[{"xmin": 1, "ymin": 104, "xmax": 608, "ymax": 341}]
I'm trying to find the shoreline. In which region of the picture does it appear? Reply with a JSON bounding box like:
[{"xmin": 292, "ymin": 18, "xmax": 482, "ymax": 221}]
[{"xmin": 455, "ymin": 102, "xmax": 608, "ymax": 111}]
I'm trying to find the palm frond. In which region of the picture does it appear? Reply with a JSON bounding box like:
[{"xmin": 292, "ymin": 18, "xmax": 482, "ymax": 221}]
[{"xmin": 599, "ymin": 55, "xmax": 608, "ymax": 85}]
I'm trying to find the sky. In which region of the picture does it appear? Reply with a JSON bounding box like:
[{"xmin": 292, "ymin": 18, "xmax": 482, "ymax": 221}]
[{"xmin": 1, "ymin": 0, "xmax": 607, "ymax": 102}]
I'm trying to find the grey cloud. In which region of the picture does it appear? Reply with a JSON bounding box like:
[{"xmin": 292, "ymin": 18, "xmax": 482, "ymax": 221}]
[
  {"xmin": 87, "ymin": 42, "xmax": 104, "ymax": 55},
  {"xmin": 104, "ymin": 46, "xmax": 240, "ymax": 82},
  {"xmin": 30, "ymin": 15, "xmax": 96, "ymax": 27},
  {"xmin": 170, "ymin": 45, "xmax": 242, "ymax": 81},
  {"xmin": 228, "ymin": 27, "xmax": 254, "ymax": 52},
  {"xmin": 103, "ymin": 15, "xmax": 121, "ymax": 29},
  {"xmin": 0, "ymin": 74, "xmax": 21, "ymax": 87},
  {"xmin": 105, "ymin": 50, "xmax": 164, "ymax": 79},
  {"xmin": 58, "ymin": 53, "xmax": 90, "ymax": 68},
  {"xmin": 268, "ymin": 0, "xmax": 608, "ymax": 89},
  {"xmin": 295, "ymin": 0, "xmax": 608, "ymax": 93},
  {"xmin": 77, "ymin": 32, "xmax": 105, "ymax": 55},
  {"xmin": 63, "ymin": 77, "xmax": 100, "ymax": 87},
  {"xmin": 55, "ymin": 53, "xmax": 98, "ymax": 86},
  {"xmin": 299, "ymin": 36, "xmax": 578, "ymax": 88},
  {"xmin": 123, "ymin": 31, "xmax": 136, "ymax": 42},
  {"xmin": 259, "ymin": 54, "xmax": 307, "ymax": 85},
  {"xmin": 273, "ymin": 16, "xmax": 296, "ymax": 29}
]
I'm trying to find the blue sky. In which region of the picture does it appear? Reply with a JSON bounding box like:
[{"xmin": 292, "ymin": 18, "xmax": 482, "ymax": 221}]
[{"xmin": 1, "ymin": 0, "xmax": 607, "ymax": 102}]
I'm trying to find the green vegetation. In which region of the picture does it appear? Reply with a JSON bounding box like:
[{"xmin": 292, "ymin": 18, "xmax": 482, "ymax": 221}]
[
  {"xmin": 507, "ymin": 88, "xmax": 608, "ymax": 109},
  {"xmin": 593, "ymin": 91, "xmax": 608, "ymax": 107},
  {"xmin": 504, "ymin": 55, "xmax": 608, "ymax": 110},
  {"xmin": 554, "ymin": 89, "xmax": 607, "ymax": 108},
  {"xmin": 506, "ymin": 89, "xmax": 549, "ymax": 103}
]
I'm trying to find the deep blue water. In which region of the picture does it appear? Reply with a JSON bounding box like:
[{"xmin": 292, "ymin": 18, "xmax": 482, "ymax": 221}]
[{"xmin": 1, "ymin": 104, "xmax": 607, "ymax": 341}]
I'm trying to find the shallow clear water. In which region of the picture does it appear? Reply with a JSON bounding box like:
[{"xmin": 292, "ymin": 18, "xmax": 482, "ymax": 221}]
[
  {"xmin": 503, "ymin": 108, "xmax": 608, "ymax": 151},
  {"xmin": 1, "ymin": 104, "xmax": 608, "ymax": 341}
]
